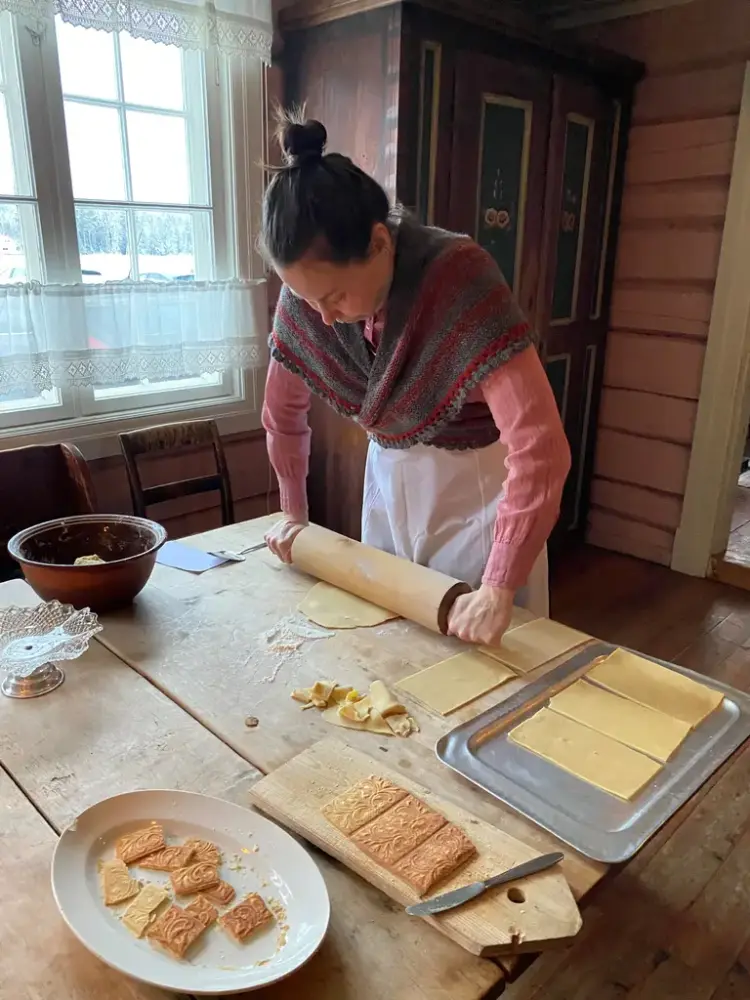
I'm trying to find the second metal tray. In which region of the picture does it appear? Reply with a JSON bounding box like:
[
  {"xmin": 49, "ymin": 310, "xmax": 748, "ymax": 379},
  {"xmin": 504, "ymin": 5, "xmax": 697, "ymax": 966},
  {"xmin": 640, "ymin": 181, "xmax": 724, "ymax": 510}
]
[{"xmin": 437, "ymin": 642, "xmax": 750, "ymax": 863}]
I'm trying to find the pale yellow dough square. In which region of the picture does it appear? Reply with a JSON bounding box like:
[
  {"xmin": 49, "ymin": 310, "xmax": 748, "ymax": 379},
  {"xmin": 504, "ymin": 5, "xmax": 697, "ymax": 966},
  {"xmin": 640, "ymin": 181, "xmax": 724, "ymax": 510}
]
[
  {"xmin": 395, "ymin": 651, "xmax": 515, "ymax": 716},
  {"xmin": 298, "ymin": 581, "xmax": 398, "ymax": 629},
  {"xmin": 549, "ymin": 679, "xmax": 691, "ymax": 762},
  {"xmin": 587, "ymin": 648, "xmax": 724, "ymax": 728},
  {"xmin": 481, "ymin": 618, "xmax": 590, "ymax": 674},
  {"xmin": 509, "ymin": 708, "xmax": 662, "ymax": 800}
]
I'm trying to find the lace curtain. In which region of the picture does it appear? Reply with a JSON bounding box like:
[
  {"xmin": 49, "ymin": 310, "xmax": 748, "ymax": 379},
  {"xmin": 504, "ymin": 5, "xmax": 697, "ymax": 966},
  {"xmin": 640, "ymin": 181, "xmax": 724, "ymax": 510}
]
[
  {"xmin": 3, "ymin": 0, "xmax": 272, "ymax": 60},
  {"xmin": 0, "ymin": 279, "xmax": 268, "ymax": 394}
]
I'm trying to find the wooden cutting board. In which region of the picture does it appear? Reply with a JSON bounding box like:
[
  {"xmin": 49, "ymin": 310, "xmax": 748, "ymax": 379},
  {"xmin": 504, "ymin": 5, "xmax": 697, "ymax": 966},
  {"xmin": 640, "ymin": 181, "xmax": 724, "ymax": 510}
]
[{"xmin": 250, "ymin": 738, "xmax": 581, "ymax": 957}]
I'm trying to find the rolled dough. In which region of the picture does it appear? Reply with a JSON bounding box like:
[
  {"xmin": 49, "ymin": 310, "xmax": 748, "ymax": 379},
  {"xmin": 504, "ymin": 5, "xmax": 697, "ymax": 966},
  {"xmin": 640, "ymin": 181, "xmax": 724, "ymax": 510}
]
[
  {"xmin": 321, "ymin": 698, "xmax": 392, "ymax": 735},
  {"xmin": 297, "ymin": 581, "xmax": 398, "ymax": 629},
  {"xmin": 395, "ymin": 651, "xmax": 515, "ymax": 716},
  {"xmin": 480, "ymin": 618, "xmax": 590, "ymax": 674},
  {"xmin": 549, "ymin": 679, "xmax": 691, "ymax": 762},
  {"xmin": 509, "ymin": 708, "xmax": 662, "ymax": 800},
  {"xmin": 587, "ymin": 648, "xmax": 724, "ymax": 728}
]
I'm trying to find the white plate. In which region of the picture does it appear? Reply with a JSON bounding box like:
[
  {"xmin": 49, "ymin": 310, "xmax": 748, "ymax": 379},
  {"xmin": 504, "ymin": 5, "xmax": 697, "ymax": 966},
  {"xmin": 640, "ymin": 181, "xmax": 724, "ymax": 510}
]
[{"xmin": 51, "ymin": 789, "xmax": 330, "ymax": 994}]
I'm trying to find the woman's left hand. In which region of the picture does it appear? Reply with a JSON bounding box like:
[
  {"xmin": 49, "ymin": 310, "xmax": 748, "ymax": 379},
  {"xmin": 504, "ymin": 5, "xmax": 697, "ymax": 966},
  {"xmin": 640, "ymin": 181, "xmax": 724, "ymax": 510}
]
[{"xmin": 447, "ymin": 585, "xmax": 515, "ymax": 647}]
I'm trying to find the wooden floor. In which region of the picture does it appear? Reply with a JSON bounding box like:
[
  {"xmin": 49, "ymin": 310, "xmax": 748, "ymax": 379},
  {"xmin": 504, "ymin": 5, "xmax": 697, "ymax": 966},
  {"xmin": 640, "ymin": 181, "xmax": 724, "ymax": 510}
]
[
  {"xmin": 505, "ymin": 545, "xmax": 750, "ymax": 1000},
  {"xmin": 551, "ymin": 543, "xmax": 750, "ymax": 691},
  {"xmin": 724, "ymin": 481, "xmax": 750, "ymax": 568}
]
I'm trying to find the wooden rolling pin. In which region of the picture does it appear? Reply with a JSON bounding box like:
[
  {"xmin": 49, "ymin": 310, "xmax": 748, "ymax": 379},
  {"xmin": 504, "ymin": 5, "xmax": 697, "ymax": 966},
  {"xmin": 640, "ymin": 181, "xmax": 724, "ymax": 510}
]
[{"xmin": 290, "ymin": 523, "xmax": 471, "ymax": 634}]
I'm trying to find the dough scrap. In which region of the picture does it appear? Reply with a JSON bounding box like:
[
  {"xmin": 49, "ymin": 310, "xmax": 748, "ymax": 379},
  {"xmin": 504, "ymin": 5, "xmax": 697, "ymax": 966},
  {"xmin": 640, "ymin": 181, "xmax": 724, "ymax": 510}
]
[
  {"xmin": 587, "ymin": 648, "xmax": 724, "ymax": 728},
  {"xmin": 298, "ymin": 581, "xmax": 398, "ymax": 629},
  {"xmin": 322, "ymin": 697, "xmax": 392, "ymax": 735},
  {"xmin": 396, "ymin": 650, "xmax": 515, "ymax": 716},
  {"xmin": 481, "ymin": 618, "xmax": 590, "ymax": 674},
  {"xmin": 550, "ymin": 679, "xmax": 691, "ymax": 762},
  {"xmin": 296, "ymin": 677, "xmax": 418, "ymax": 737},
  {"xmin": 509, "ymin": 707, "xmax": 662, "ymax": 800}
]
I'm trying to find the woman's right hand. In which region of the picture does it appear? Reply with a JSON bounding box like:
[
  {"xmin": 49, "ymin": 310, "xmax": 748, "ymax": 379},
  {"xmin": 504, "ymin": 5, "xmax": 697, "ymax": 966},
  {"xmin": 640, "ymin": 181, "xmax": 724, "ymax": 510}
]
[{"xmin": 264, "ymin": 517, "xmax": 307, "ymax": 564}]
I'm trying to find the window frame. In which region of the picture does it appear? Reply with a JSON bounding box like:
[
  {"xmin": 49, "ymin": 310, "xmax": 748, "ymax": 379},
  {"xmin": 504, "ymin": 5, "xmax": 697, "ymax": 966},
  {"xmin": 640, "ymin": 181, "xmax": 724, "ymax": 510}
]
[{"xmin": 0, "ymin": 12, "xmax": 266, "ymax": 444}]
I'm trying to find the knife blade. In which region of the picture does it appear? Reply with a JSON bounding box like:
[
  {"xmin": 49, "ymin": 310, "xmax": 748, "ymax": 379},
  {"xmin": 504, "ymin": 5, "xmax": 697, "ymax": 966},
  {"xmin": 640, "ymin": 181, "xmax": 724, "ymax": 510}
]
[{"xmin": 405, "ymin": 851, "xmax": 565, "ymax": 917}]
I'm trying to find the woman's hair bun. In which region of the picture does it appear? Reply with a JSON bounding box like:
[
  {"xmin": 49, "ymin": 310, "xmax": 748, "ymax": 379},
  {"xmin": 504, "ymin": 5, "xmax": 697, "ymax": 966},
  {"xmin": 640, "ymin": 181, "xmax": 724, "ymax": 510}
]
[{"xmin": 282, "ymin": 119, "xmax": 327, "ymax": 166}]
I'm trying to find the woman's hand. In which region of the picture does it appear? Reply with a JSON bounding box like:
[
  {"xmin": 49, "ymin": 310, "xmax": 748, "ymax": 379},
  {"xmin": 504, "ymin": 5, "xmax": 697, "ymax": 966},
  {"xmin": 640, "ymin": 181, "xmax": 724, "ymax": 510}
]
[
  {"xmin": 447, "ymin": 584, "xmax": 515, "ymax": 647},
  {"xmin": 264, "ymin": 517, "xmax": 307, "ymax": 564}
]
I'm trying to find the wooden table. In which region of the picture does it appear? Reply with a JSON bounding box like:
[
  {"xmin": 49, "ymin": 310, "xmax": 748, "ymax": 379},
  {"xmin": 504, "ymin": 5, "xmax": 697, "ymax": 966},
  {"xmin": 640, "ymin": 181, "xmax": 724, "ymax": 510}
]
[{"xmin": 3, "ymin": 514, "xmax": 749, "ymax": 1000}]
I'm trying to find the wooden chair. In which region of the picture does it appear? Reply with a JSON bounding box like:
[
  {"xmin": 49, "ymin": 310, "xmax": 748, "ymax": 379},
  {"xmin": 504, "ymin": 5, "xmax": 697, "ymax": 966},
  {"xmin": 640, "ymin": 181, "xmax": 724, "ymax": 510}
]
[
  {"xmin": 0, "ymin": 442, "xmax": 97, "ymax": 580},
  {"xmin": 119, "ymin": 419, "xmax": 234, "ymax": 525}
]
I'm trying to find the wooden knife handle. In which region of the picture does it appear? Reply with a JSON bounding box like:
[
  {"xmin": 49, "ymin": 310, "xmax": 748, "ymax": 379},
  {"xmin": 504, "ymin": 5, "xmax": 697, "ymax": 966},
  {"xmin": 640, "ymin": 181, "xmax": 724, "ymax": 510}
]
[{"xmin": 290, "ymin": 523, "xmax": 471, "ymax": 635}]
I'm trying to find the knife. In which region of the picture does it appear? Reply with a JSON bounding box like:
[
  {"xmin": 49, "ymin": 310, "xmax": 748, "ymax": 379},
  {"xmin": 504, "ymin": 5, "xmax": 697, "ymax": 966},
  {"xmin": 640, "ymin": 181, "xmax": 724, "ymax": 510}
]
[{"xmin": 405, "ymin": 851, "xmax": 565, "ymax": 917}]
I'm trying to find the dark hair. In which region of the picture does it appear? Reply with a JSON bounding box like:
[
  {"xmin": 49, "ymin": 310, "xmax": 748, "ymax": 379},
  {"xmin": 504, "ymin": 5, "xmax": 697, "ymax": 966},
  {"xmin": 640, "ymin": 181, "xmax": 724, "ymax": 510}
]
[{"xmin": 262, "ymin": 109, "xmax": 390, "ymax": 267}]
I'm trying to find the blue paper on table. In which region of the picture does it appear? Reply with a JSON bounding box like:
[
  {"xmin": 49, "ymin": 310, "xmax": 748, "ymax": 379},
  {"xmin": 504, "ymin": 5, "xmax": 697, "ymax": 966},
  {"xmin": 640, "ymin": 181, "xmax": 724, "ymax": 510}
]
[{"xmin": 156, "ymin": 540, "xmax": 228, "ymax": 573}]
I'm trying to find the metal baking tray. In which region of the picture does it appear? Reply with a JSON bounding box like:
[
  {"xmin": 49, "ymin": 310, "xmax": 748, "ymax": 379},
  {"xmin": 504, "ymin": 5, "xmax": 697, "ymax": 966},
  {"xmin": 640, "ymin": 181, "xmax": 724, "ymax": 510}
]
[{"xmin": 437, "ymin": 642, "xmax": 750, "ymax": 863}]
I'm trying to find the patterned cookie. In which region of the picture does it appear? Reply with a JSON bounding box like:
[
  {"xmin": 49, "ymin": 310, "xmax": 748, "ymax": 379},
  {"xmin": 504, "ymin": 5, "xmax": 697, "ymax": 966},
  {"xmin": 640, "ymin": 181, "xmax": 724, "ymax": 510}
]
[
  {"xmin": 184, "ymin": 838, "xmax": 222, "ymax": 866},
  {"xmin": 392, "ymin": 823, "xmax": 476, "ymax": 896},
  {"xmin": 219, "ymin": 893, "xmax": 273, "ymax": 942},
  {"xmin": 200, "ymin": 879, "xmax": 236, "ymax": 906},
  {"xmin": 322, "ymin": 775, "xmax": 408, "ymax": 835},
  {"xmin": 185, "ymin": 895, "xmax": 219, "ymax": 929},
  {"xmin": 170, "ymin": 862, "xmax": 220, "ymax": 896},
  {"xmin": 116, "ymin": 824, "xmax": 166, "ymax": 864},
  {"xmin": 139, "ymin": 845, "xmax": 196, "ymax": 872},
  {"xmin": 147, "ymin": 905, "xmax": 206, "ymax": 958},
  {"xmin": 100, "ymin": 859, "xmax": 140, "ymax": 906},
  {"xmin": 351, "ymin": 794, "xmax": 446, "ymax": 867}
]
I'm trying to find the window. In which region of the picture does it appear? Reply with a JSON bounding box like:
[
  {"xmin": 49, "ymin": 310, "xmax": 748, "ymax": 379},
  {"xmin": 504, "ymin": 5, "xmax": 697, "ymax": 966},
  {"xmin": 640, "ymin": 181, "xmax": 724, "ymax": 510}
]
[{"xmin": 0, "ymin": 7, "xmax": 268, "ymax": 439}]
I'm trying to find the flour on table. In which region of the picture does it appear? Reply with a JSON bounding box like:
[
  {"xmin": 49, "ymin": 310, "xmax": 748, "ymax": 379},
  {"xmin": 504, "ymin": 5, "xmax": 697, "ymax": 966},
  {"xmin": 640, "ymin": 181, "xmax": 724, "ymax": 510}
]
[{"xmin": 251, "ymin": 615, "xmax": 335, "ymax": 683}]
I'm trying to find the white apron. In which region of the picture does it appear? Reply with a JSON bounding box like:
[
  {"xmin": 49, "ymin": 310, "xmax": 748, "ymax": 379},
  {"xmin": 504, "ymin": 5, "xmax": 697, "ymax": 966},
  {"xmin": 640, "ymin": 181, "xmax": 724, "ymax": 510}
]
[{"xmin": 361, "ymin": 438, "xmax": 549, "ymax": 617}]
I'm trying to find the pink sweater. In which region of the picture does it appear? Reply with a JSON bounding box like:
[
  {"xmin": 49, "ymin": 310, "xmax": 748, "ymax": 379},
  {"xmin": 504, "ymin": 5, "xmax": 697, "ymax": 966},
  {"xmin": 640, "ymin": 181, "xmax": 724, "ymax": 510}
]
[{"xmin": 263, "ymin": 344, "xmax": 570, "ymax": 590}]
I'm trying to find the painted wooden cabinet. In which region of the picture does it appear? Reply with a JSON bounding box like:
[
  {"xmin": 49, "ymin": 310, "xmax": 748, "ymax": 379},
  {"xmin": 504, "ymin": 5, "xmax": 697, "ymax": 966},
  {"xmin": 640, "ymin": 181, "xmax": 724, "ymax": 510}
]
[{"xmin": 279, "ymin": 0, "xmax": 640, "ymax": 550}]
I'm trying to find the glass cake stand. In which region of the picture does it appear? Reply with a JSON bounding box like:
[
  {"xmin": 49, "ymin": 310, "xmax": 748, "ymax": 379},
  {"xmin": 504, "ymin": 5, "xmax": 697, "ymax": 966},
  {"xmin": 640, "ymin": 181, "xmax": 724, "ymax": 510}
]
[{"xmin": 0, "ymin": 601, "xmax": 102, "ymax": 698}]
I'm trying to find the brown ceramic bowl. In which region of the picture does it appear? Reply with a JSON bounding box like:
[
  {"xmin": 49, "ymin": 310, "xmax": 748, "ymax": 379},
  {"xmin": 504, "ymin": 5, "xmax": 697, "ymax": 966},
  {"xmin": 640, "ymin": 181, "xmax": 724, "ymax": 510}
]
[{"xmin": 8, "ymin": 514, "xmax": 167, "ymax": 612}]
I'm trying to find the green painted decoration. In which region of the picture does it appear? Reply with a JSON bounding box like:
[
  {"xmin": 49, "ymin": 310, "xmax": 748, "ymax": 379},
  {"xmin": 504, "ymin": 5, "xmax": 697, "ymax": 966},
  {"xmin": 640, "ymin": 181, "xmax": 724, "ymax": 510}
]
[
  {"xmin": 475, "ymin": 98, "xmax": 528, "ymax": 291},
  {"xmin": 551, "ymin": 118, "xmax": 592, "ymax": 322}
]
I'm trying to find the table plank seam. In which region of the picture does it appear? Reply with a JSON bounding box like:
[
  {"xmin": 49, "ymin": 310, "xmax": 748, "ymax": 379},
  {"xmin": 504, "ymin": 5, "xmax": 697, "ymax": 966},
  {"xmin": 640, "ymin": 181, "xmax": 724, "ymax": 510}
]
[
  {"xmin": 96, "ymin": 635, "xmax": 273, "ymax": 777},
  {"xmin": 0, "ymin": 758, "xmax": 62, "ymax": 835}
]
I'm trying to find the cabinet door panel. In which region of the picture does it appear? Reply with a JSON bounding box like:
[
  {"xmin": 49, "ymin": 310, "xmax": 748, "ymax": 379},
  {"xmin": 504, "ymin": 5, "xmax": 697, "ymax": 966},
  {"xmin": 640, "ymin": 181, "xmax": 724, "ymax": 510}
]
[
  {"xmin": 540, "ymin": 75, "xmax": 620, "ymax": 544},
  {"xmin": 448, "ymin": 53, "xmax": 552, "ymax": 325}
]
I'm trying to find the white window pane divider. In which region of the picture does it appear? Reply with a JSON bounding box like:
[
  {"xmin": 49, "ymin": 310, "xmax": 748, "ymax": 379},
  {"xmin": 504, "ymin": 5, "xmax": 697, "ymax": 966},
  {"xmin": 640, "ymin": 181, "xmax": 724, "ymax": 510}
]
[{"xmin": 16, "ymin": 16, "xmax": 79, "ymax": 283}]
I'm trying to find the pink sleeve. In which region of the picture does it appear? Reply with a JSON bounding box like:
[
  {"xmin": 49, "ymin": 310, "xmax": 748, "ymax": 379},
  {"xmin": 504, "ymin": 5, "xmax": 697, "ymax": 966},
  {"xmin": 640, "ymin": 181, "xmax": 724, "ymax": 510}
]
[
  {"xmin": 261, "ymin": 358, "xmax": 312, "ymax": 522},
  {"xmin": 480, "ymin": 346, "xmax": 571, "ymax": 590}
]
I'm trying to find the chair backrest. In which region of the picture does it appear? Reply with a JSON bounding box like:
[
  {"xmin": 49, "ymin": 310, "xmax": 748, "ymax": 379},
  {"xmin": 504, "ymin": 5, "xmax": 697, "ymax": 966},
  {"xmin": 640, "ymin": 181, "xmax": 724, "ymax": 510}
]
[
  {"xmin": 119, "ymin": 419, "xmax": 234, "ymax": 526},
  {"xmin": 0, "ymin": 442, "xmax": 97, "ymax": 580}
]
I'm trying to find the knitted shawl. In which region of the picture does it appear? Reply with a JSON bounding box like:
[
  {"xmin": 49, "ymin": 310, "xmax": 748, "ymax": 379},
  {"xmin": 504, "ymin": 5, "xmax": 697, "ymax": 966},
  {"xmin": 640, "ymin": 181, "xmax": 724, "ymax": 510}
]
[{"xmin": 270, "ymin": 218, "xmax": 534, "ymax": 450}]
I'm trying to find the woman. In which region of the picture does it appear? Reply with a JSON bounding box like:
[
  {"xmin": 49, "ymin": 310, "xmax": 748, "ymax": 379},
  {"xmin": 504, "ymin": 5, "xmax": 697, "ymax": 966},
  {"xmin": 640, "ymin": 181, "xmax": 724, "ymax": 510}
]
[{"xmin": 261, "ymin": 115, "xmax": 571, "ymax": 647}]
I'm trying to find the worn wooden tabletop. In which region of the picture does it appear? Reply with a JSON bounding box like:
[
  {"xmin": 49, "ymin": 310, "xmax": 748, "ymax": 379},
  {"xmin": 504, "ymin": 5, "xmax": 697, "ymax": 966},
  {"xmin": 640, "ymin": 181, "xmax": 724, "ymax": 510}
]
[{"xmin": 3, "ymin": 514, "xmax": 748, "ymax": 1000}]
